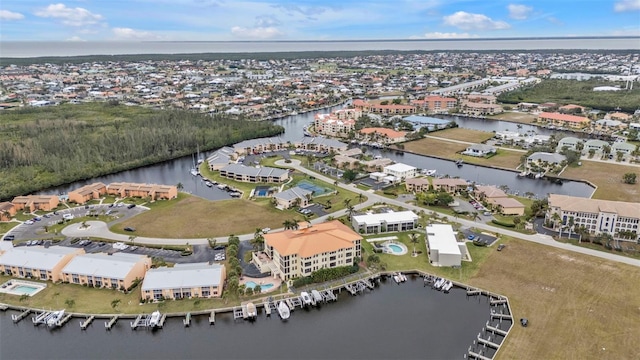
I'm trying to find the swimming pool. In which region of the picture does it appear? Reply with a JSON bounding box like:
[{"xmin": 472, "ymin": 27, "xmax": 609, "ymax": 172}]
[
  {"xmin": 387, "ymin": 244, "xmax": 404, "ymax": 254},
  {"xmin": 0, "ymin": 280, "xmax": 47, "ymax": 297},
  {"xmin": 254, "ymin": 186, "xmax": 271, "ymax": 197},
  {"xmin": 245, "ymin": 281, "xmax": 275, "ymax": 292},
  {"xmin": 296, "ymin": 180, "xmax": 330, "ymax": 195},
  {"xmin": 381, "ymin": 241, "xmax": 408, "ymax": 256}
]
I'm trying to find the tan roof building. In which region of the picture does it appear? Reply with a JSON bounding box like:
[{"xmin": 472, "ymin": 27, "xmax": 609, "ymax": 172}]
[
  {"xmin": 107, "ymin": 182, "xmax": 177, "ymax": 200},
  {"xmin": 264, "ymin": 220, "xmax": 362, "ymax": 281},
  {"xmin": 406, "ymin": 178, "xmax": 430, "ymax": 192},
  {"xmin": 490, "ymin": 197, "xmax": 525, "ymax": 216},
  {"xmin": 432, "ymin": 178, "xmax": 469, "ymax": 194},
  {"xmin": 0, "ymin": 202, "xmax": 17, "ymax": 221},
  {"xmin": 12, "ymin": 195, "xmax": 59, "ymax": 212},
  {"xmin": 68, "ymin": 182, "xmax": 107, "ymax": 204},
  {"xmin": 474, "ymin": 185, "xmax": 508, "ymax": 199}
]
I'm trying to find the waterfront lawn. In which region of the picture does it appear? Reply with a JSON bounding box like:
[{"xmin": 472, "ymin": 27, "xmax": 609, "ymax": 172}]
[
  {"xmin": 488, "ymin": 111, "xmax": 537, "ymax": 124},
  {"xmin": 429, "ymin": 128, "xmax": 494, "ymax": 143},
  {"xmin": 113, "ymin": 195, "xmax": 301, "ymax": 238},
  {"xmin": 468, "ymin": 238, "xmax": 640, "ymax": 360},
  {"xmin": 460, "ymin": 150, "xmax": 523, "ymax": 170},
  {"xmin": 403, "ymin": 137, "xmax": 467, "ymax": 158},
  {"xmin": 561, "ymin": 160, "xmax": 640, "ymax": 202}
]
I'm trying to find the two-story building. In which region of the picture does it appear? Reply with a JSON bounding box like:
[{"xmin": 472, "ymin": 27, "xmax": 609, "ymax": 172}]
[
  {"xmin": 141, "ymin": 262, "xmax": 226, "ymax": 300},
  {"xmin": 219, "ymin": 164, "xmax": 289, "ymax": 183},
  {"xmin": 273, "ymin": 186, "xmax": 313, "ymax": 209},
  {"xmin": 351, "ymin": 211, "xmax": 419, "ymax": 234},
  {"xmin": 383, "ymin": 163, "xmax": 417, "ymax": 181},
  {"xmin": 61, "ymin": 253, "xmax": 151, "ymax": 290},
  {"xmin": 11, "ymin": 195, "xmax": 59, "ymax": 212},
  {"xmin": 0, "ymin": 246, "xmax": 84, "ymax": 282},
  {"xmin": 68, "ymin": 182, "xmax": 107, "ymax": 205}
]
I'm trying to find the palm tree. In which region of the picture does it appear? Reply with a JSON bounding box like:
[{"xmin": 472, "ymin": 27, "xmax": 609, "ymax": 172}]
[
  {"xmin": 409, "ymin": 233, "xmax": 419, "ymax": 257},
  {"xmin": 176, "ymin": 182, "xmax": 184, "ymax": 192},
  {"xmin": 346, "ymin": 205, "xmax": 355, "ymax": 220},
  {"xmin": 343, "ymin": 198, "xmax": 351, "ymax": 208},
  {"xmin": 252, "ymin": 228, "xmax": 265, "ymax": 251},
  {"xmin": 282, "ymin": 220, "xmax": 293, "ymax": 230},
  {"xmin": 291, "ymin": 220, "xmax": 300, "ymax": 230},
  {"xmin": 357, "ymin": 193, "xmax": 364, "ymax": 204},
  {"xmin": 550, "ymin": 212, "xmax": 561, "ymax": 231}
]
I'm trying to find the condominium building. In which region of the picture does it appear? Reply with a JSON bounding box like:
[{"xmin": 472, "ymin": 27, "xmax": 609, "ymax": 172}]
[
  {"xmin": 405, "ymin": 178, "xmax": 431, "ymax": 193},
  {"xmin": 11, "ymin": 195, "xmax": 59, "ymax": 212},
  {"xmin": 295, "ymin": 137, "xmax": 348, "ymax": 153},
  {"xmin": 546, "ymin": 194, "xmax": 640, "ymax": 242},
  {"xmin": 219, "ymin": 164, "xmax": 289, "ymax": 183},
  {"xmin": 431, "ymin": 178, "xmax": 469, "ymax": 194},
  {"xmin": 537, "ymin": 112, "xmax": 591, "ymax": 129},
  {"xmin": 0, "ymin": 202, "xmax": 17, "ymax": 221},
  {"xmin": 141, "ymin": 262, "xmax": 226, "ymax": 300},
  {"xmin": 314, "ymin": 109, "xmax": 360, "ymax": 137},
  {"xmin": 359, "ymin": 127, "xmax": 408, "ymax": 144},
  {"xmin": 351, "ymin": 211, "xmax": 419, "ymax": 234},
  {"xmin": 352, "ymin": 99, "xmax": 416, "ymax": 115},
  {"xmin": 61, "ymin": 253, "xmax": 151, "ymax": 290},
  {"xmin": 107, "ymin": 182, "xmax": 177, "ymax": 200},
  {"xmin": 383, "ymin": 163, "xmax": 417, "ymax": 181},
  {"xmin": 0, "ymin": 246, "xmax": 85, "ymax": 281},
  {"xmin": 68, "ymin": 182, "xmax": 107, "ymax": 205},
  {"xmin": 264, "ymin": 220, "xmax": 362, "ymax": 281},
  {"xmin": 426, "ymin": 224, "xmax": 466, "ymax": 267},
  {"xmin": 233, "ymin": 137, "xmax": 288, "ymax": 156},
  {"xmin": 273, "ymin": 186, "xmax": 313, "ymax": 209},
  {"xmin": 411, "ymin": 96, "xmax": 457, "ymax": 112},
  {"xmin": 206, "ymin": 146, "xmax": 235, "ymax": 171}
]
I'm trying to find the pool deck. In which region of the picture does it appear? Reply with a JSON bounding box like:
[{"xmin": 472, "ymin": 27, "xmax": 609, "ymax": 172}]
[
  {"xmin": 0, "ymin": 279, "xmax": 47, "ymax": 297},
  {"xmin": 239, "ymin": 276, "xmax": 282, "ymax": 294}
]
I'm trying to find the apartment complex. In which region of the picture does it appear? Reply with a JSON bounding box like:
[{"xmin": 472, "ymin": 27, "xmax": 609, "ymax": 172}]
[
  {"xmin": 358, "ymin": 127, "xmax": 408, "ymax": 144},
  {"xmin": 0, "ymin": 202, "xmax": 17, "ymax": 221},
  {"xmin": 273, "ymin": 186, "xmax": 313, "ymax": 209},
  {"xmin": 475, "ymin": 185, "xmax": 525, "ymax": 215},
  {"xmin": 405, "ymin": 178, "xmax": 431, "ymax": 193},
  {"xmin": 107, "ymin": 182, "xmax": 177, "ymax": 200},
  {"xmin": 219, "ymin": 164, "xmax": 289, "ymax": 183},
  {"xmin": 538, "ymin": 112, "xmax": 591, "ymax": 129},
  {"xmin": 142, "ymin": 262, "xmax": 226, "ymax": 300},
  {"xmin": 264, "ymin": 220, "xmax": 362, "ymax": 281},
  {"xmin": 411, "ymin": 95, "xmax": 457, "ymax": 112},
  {"xmin": 431, "ymin": 178, "xmax": 469, "ymax": 194},
  {"xmin": 0, "ymin": 246, "xmax": 84, "ymax": 281},
  {"xmin": 352, "ymin": 99, "xmax": 417, "ymax": 115},
  {"xmin": 313, "ymin": 109, "xmax": 361, "ymax": 137},
  {"xmin": 11, "ymin": 195, "xmax": 59, "ymax": 212},
  {"xmin": 233, "ymin": 137, "xmax": 288, "ymax": 156},
  {"xmin": 547, "ymin": 194, "xmax": 640, "ymax": 242},
  {"xmin": 351, "ymin": 211, "xmax": 419, "ymax": 234},
  {"xmin": 68, "ymin": 182, "xmax": 107, "ymax": 204},
  {"xmin": 61, "ymin": 253, "xmax": 151, "ymax": 290}
]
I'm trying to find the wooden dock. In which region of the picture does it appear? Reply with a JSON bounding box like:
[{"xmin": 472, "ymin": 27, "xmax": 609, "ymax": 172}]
[
  {"xmin": 130, "ymin": 314, "xmax": 144, "ymax": 329},
  {"xmin": 233, "ymin": 307, "xmax": 244, "ymax": 320},
  {"xmin": 320, "ymin": 289, "xmax": 337, "ymax": 302},
  {"xmin": 467, "ymin": 347, "xmax": 492, "ymax": 360},
  {"xmin": 209, "ymin": 311, "xmax": 215, "ymax": 325},
  {"xmin": 485, "ymin": 322, "xmax": 508, "ymax": 336},
  {"xmin": 57, "ymin": 313, "xmax": 73, "ymax": 327},
  {"xmin": 105, "ymin": 316, "xmax": 119, "ymax": 330},
  {"xmin": 476, "ymin": 335, "xmax": 500, "ymax": 349},
  {"xmin": 80, "ymin": 315, "xmax": 95, "ymax": 330},
  {"xmin": 262, "ymin": 299, "xmax": 272, "ymax": 317},
  {"xmin": 285, "ymin": 298, "xmax": 294, "ymax": 311},
  {"xmin": 158, "ymin": 314, "xmax": 167, "ymax": 328},
  {"xmin": 467, "ymin": 288, "xmax": 481, "ymax": 296},
  {"xmin": 490, "ymin": 298, "xmax": 507, "ymax": 305},
  {"xmin": 490, "ymin": 313, "xmax": 512, "ymax": 320},
  {"xmin": 12, "ymin": 309, "xmax": 30, "ymax": 323}
]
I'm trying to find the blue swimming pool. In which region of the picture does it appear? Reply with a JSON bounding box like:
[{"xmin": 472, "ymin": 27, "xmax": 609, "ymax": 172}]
[
  {"xmin": 388, "ymin": 244, "xmax": 404, "ymax": 254},
  {"xmin": 245, "ymin": 281, "xmax": 274, "ymax": 291},
  {"xmin": 254, "ymin": 186, "xmax": 271, "ymax": 197},
  {"xmin": 296, "ymin": 180, "xmax": 330, "ymax": 195}
]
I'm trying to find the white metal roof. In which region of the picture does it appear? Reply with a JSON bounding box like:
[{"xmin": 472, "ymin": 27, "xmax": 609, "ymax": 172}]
[
  {"xmin": 61, "ymin": 253, "xmax": 148, "ymax": 279},
  {"xmin": 384, "ymin": 163, "xmax": 416, "ymax": 173},
  {"xmin": 352, "ymin": 211, "xmax": 418, "ymax": 226},
  {"xmin": 426, "ymin": 224, "xmax": 462, "ymax": 256},
  {"xmin": 141, "ymin": 263, "xmax": 224, "ymax": 291},
  {"xmin": 0, "ymin": 246, "xmax": 80, "ymax": 271}
]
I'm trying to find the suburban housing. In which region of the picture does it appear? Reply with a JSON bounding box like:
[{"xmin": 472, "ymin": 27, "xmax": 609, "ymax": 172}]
[
  {"xmin": 142, "ymin": 262, "xmax": 226, "ymax": 300},
  {"xmin": 351, "ymin": 211, "xmax": 419, "ymax": 234},
  {"xmin": 61, "ymin": 253, "xmax": 152, "ymax": 290},
  {"xmin": 0, "ymin": 246, "xmax": 85, "ymax": 282},
  {"xmin": 425, "ymin": 224, "xmax": 466, "ymax": 267}
]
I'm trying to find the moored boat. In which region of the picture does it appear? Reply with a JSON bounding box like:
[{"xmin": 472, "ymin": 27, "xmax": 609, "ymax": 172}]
[
  {"xmin": 300, "ymin": 292, "xmax": 312, "ymax": 306},
  {"xmin": 149, "ymin": 311, "xmax": 161, "ymax": 327},
  {"xmin": 47, "ymin": 309, "xmax": 65, "ymax": 327},
  {"xmin": 277, "ymin": 301, "xmax": 290, "ymax": 320}
]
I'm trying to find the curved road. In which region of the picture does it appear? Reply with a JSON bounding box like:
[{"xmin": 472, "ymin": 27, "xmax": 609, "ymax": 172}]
[{"xmin": 57, "ymin": 159, "xmax": 640, "ymax": 268}]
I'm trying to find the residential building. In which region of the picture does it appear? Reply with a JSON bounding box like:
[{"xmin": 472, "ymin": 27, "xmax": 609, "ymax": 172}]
[
  {"xmin": 583, "ymin": 139, "xmax": 609, "ymax": 154},
  {"xmin": 431, "ymin": 79, "xmax": 490, "ymax": 96},
  {"xmin": 383, "ymin": 163, "xmax": 417, "ymax": 181},
  {"xmin": 206, "ymin": 146, "xmax": 235, "ymax": 171},
  {"xmin": 219, "ymin": 164, "xmax": 289, "ymax": 183},
  {"xmin": 351, "ymin": 211, "xmax": 419, "ymax": 234},
  {"xmin": 141, "ymin": 262, "xmax": 226, "ymax": 300},
  {"xmin": 333, "ymin": 154, "xmax": 360, "ymax": 169},
  {"xmin": 462, "ymin": 144, "xmax": 496, "ymax": 157},
  {"xmin": 425, "ymin": 224, "xmax": 466, "ymax": 267},
  {"xmin": 431, "ymin": 178, "xmax": 469, "ymax": 194},
  {"xmin": 273, "ymin": 186, "xmax": 313, "ymax": 209},
  {"xmin": 0, "ymin": 202, "xmax": 17, "ymax": 221},
  {"xmin": 61, "ymin": 253, "xmax": 151, "ymax": 290},
  {"xmin": 595, "ymin": 119, "xmax": 626, "ymax": 132},
  {"xmin": 461, "ymin": 101, "xmax": 503, "ymax": 116},
  {"xmin": 474, "ymin": 185, "xmax": 508, "ymax": 200},
  {"xmin": 359, "ymin": 127, "xmax": 408, "ymax": 144},
  {"xmin": 490, "ymin": 197, "xmax": 525, "ymax": 216},
  {"xmin": 233, "ymin": 137, "xmax": 288, "ymax": 156},
  {"xmin": 527, "ymin": 152, "xmax": 567, "ymax": 166},
  {"xmin": 0, "ymin": 246, "xmax": 85, "ymax": 281},
  {"xmin": 612, "ymin": 142, "xmax": 636, "ymax": 157},
  {"xmin": 361, "ymin": 157, "xmax": 394, "ymax": 172},
  {"xmin": 411, "ymin": 95, "xmax": 457, "ymax": 112},
  {"xmin": 537, "ymin": 112, "xmax": 591, "ymax": 129},
  {"xmin": 465, "ymin": 94, "xmax": 497, "ymax": 104},
  {"xmin": 68, "ymin": 182, "xmax": 107, "ymax": 205},
  {"xmin": 314, "ymin": 109, "xmax": 360, "ymax": 137},
  {"xmin": 405, "ymin": 178, "xmax": 430, "ymax": 192},
  {"xmin": 295, "ymin": 137, "xmax": 348, "ymax": 153},
  {"xmin": 547, "ymin": 194, "xmax": 640, "ymax": 242},
  {"xmin": 556, "ymin": 137, "xmax": 583, "ymax": 152},
  {"xmin": 352, "ymin": 99, "xmax": 416, "ymax": 115},
  {"xmin": 264, "ymin": 220, "xmax": 362, "ymax": 281},
  {"xmin": 11, "ymin": 195, "xmax": 59, "ymax": 212},
  {"xmin": 107, "ymin": 182, "xmax": 177, "ymax": 200}
]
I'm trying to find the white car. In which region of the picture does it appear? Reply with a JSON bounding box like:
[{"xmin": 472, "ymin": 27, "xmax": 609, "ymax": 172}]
[
  {"xmin": 24, "ymin": 220, "xmax": 35, "ymax": 225},
  {"xmin": 63, "ymin": 213, "xmax": 74, "ymax": 220},
  {"xmin": 262, "ymin": 227, "xmax": 271, "ymax": 233}
]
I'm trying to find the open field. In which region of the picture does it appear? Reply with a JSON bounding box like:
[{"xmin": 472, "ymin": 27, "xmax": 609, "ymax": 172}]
[
  {"xmin": 469, "ymin": 238, "xmax": 640, "ymax": 360},
  {"xmin": 561, "ymin": 160, "xmax": 640, "ymax": 202},
  {"xmin": 403, "ymin": 137, "xmax": 523, "ymax": 169},
  {"xmin": 488, "ymin": 112, "xmax": 537, "ymax": 124},
  {"xmin": 429, "ymin": 127, "xmax": 494, "ymax": 143}
]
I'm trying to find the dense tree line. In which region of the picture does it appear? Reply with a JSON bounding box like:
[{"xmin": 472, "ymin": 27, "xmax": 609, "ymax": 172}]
[
  {"xmin": 0, "ymin": 103, "xmax": 283, "ymax": 200},
  {"xmin": 498, "ymin": 79, "xmax": 640, "ymax": 113},
  {"xmin": 292, "ymin": 264, "xmax": 359, "ymax": 287}
]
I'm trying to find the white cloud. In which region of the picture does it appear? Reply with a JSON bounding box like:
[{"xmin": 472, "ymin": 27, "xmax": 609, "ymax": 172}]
[
  {"xmin": 0, "ymin": 10, "xmax": 25, "ymax": 20},
  {"xmin": 112, "ymin": 27, "xmax": 159, "ymax": 40},
  {"xmin": 423, "ymin": 32, "xmax": 478, "ymax": 39},
  {"xmin": 507, "ymin": 4, "xmax": 533, "ymax": 20},
  {"xmin": 35, "ymin": 3, "xmax": 104, "ymax": 26},
  {"xmin": 66, "ymin": 36, "xmax": 86, "ymax": 42},
  {"xmin": 443, "ymin": 11, "xmax": 510, "ymax": 31},
  {"xmin": 231, "ymin": 26, "xmax": 283, "ymax": 39},
  {"xmin": 614, "ymin": 0, "xmax": 640, "ymax": 12}
]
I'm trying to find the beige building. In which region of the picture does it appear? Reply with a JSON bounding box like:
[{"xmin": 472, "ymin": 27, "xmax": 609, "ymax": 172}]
[
  {"xmin": 264, "ymin": 220, "xmax": 362, "ymax": 281},
  {"xmin": 141, "ymin": 262, "xmax": 226, "ymax": 300},
  {"xmin": 273, "ymin": 186, "xmax": 313, "ymax": 210},
  {"xmin": 68, "ymin": 182, "xmax": 107, "ymax": 204},
  {"xmin": 61, "ymin": 253, "xmax": 151, "ymax": 290},
  {"xmin": 11, "ymin": 195, "xmax": 59, "ymax": 212},
  {"xmin": 0, "ymin": 202, "xmax": 17, "ymax": 221},
  {"xmin": 0, "ymin": 246, "xmax": 85, "ymax": 282},
  {"xmin": 405, "ymin": 178, "xmax": 430, "ymax": 192},
  {"xmin": 219, "ymin": 164, "xmax": 289, "ymax": 183},
  {"xmin": 107, "ymin": 182, "xmax": 178, "ymax": 200},
  {"xmin": 490, "ymin": 197, "xmax": 525, "ymax": 216},
  {"xmin": 432, "ymin": 178, "xmax": 469, "ymax": 194}
]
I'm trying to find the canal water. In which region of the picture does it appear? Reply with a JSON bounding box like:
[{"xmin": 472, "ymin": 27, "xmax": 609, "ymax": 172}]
[
  {"xmin": 0, "ymin": 278, "xmax": 495, "ymax": 360},
  {"xmin": 37, "ymin": 104, "xmax": 594, "ymax": 200}
]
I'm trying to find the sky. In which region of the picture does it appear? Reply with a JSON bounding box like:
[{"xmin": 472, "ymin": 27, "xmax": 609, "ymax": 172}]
[{"xmin": 0, "ymin": 0, "xmax": 639, "ymax": 41}]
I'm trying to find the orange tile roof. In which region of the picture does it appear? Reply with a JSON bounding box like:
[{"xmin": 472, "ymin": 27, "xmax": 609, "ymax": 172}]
[
  {"xmin": 265, "ymin": 220, "xmax": 361, "ymax": 258},
  {"xmin": 538, "ymin": 112, "xmax": 590, "ymax": 123},
  {"xmin": 359, "ymin": 127, "xmax": 407, "ymax": 139}
]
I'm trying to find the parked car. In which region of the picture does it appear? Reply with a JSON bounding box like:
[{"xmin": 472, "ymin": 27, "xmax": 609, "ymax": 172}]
[
  {"xmin": 3, "ymin": 235, "xmax": 15, "ymax": 241},
  {"xmin": 497, "ymin": 244, "xmax": 506, "ymax": 251},
  {"xmin": 24, "ymin": 220, "xmax": 35, "ymax": 225},
  {"xmin": 467, "ymin": 235, "xmax": 476, "ymax": 240},
  {"xmin": 262, "ymin": 227, "xmax": 271, "ymax": 233},
  {"xmin": 124, "ymin": 227, "xmax": 136, "ymax": 232},
  {"xmin": 127, "ymin": 204, "xmax": 136, "ymax": 209}
]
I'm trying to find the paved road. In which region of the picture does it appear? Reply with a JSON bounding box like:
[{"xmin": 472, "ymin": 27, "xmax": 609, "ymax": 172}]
[{"xmin": 40, "ymin": 159, "xmax": 640, "ymax": 268}]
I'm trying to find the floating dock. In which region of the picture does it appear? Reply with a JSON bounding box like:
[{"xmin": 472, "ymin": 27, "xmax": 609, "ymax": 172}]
[
  {"xmin": 209, "ymin": 311, "xmax": 215, "ymax": 325},
  {"xmin": 320, "ymin": 289, "xmax": 337, "ymax": 302},
  {"xmin": 80, "ymin": 315, "xmax": 95, "ymax": 330},
  {"xmin": 105, "ymin": 316, "xmax": 119, "ymax": 330}
]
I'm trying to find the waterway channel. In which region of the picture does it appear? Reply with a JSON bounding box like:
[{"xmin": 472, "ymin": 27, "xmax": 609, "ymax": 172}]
[{"xmin": 0, "ymin": 278, "xmax": 494, "ymax": 360}]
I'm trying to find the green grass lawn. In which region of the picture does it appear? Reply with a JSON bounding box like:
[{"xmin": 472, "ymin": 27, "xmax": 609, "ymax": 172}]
[{"xmin": 0, "ymin": 222, "xmax": 19, "ymax": 234}]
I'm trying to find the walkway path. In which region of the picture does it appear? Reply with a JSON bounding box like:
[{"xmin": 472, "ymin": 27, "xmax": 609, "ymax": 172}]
[{"xmin": 59, "ymin": 159, "xmax": 640, "ymax": 268}]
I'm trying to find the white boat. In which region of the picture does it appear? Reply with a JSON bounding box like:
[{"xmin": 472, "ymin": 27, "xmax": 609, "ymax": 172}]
[
  {"xmin": 204, "ymin": 181, "xmax": 213, "ymax": 187},
  {"xmin": 421, "ymin": 169, "xmax": 437, "ymax": 176},
  {"xmin": 246, "ymin": 302, "xmax": 257, "ymax": 318},
  {"xmin": 311, "ymin": 290, "xmax": 323, "ymax": 305},
  {"xmin": 393, "ymin": 274, "xmax": 401, "ymax": 284},
  {"xmin": 47, "ymin": 310, "xmax": 65, "ymax": 327},
  {"xmin": 434, "ymin": 278, "xmax": 444, "ymax": 289},
  {"xmin": 217, "ymin": 184, "xmax": 226, "ymax": 190},
  {"xmin": 300, "ymin": 292, "xmax": 313, "ymax": 306},
  {"xmin": 190, "ymin": 168, "xmax": 198, "ymax": 176},
  {"xmin": 277, "ymin": 301, "xmax": 290, "ymax": 320},
  {"xmin": 149, "ymin": 311, "xmax": 161, "ymax": 327},
  {"xmin": 442, "ymin": 281, "xmax": 453, "ymax": 293},
  {"xmin": 399, "ymin": 273, "xmax": 407, "ymax": 282}
]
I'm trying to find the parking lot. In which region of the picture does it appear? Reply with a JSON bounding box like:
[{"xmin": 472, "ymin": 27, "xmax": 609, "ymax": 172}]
[
  {"xmin": 357, "ymin": 177, "xmax": 392, "ymax": 191},
  {"xmin": 460, "ymin": 228, "xmax": 498, "ymax": 246},
  {"xmin": 313, "ymin": 161, "xmax": 344, "ymax": 178},
  {"xmin": 299, "ymin": 203, "xmax": 328, "ymax": 217}
]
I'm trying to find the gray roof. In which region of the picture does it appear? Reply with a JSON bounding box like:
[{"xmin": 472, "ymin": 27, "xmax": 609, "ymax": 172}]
[
  {"xmin": 206, "ymin": 146, "xmax": 234, "ymax": 166},
  {"xmin": 220, "ymin": 164, "xmax": 288, "ymax": 178},
  {"xmin": 0, "ymin": 246, "xmax": 79, "ymax": 271},
  {"xmin": 61, "ymin": 253, "xmax": 148, "ymax": 279},
  {"xmin": 297, "ymin": 137, "xmax": 347, "ymax": 149},
  {"xmin": 274, "ymin": 186, "xmax": 313, "ymax": 201},
  {"xmin": 466, "ymin": 144, "xmax": 495, "ymax": 151},
  {"xmin": 584, "ymin": 139, "xmax": 609, "ymax": 147},
  {"xmin": 558, "ymin": 137, "xmax": 582, "ymax": 144},
  {"xmin": 141, "ymin": 263, "xmax": 224, "ymax": 291},
  {"xmin": 527, "ymin": 152, "xmax": 566, "ymax": 164},
  {"xmin": 612, "ymin": 142, "xmax": 636, "ymax": 150},
  {"xmin": 234, "ymin": 136, "xmax": 286, "ymax": 150}
]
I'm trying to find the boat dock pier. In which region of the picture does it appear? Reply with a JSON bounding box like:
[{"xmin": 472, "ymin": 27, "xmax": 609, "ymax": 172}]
[
  {"xmin": 79, "ymin": 315, "xmax": 95, "ymax": 330},
  {"xmin": 485, "ymin": 321, "xmax": 508, "ymax": 336},
  {"xmin": 12, "ymin": 309, "xmax": 30, "ymax": 323},
  {"xmin": 30, "ymin": 310, "xmax": 50, "ymax": 325},
  {"xmin": 105, "ymin": 316, "xmax": 119, "ymax": 330},
  {"xmin": 290, "ymin": 297, "xmax": 302, "ymax": 309},
  {"xmin": 262, "ymin": 299, "xmax": 273, "ymax": 317},
  {"xmin": 57, "ymin": 313, "xmax": 73, "ymax": 327},
  {"xmin": 209, "ymin": 311, "xmax": 215, "ymax": 325},
  {"xmin": 490, "ymin": 313, "xmax": 512, "ymax": 320},
  {"xmin": 467, "ymin": 288, "xmax": 482, "ymax": 296},
  {"xmin": 0, "ymin": 303, "xmax": 8, "ymax": 311},
  {"xmin": 489, "ymin": 298, "xmax": 507, "ymax": 305},
  {"xmin": 320, "ymin": 289, "xmax": 337, "ymax": 302},
  {"xmin": 130, "ymin": 313, "xmax": 165, "ymax": 330},
  {"xmin": 183, "ymin": 313, "xmax": 191, "ymax": 327},
  {"xmin": 467, "ymin": 347, "xmax": 493, "ymax": 360},
  {"xmin": 476, "ymin": 334, "xmax": 500, "ymax": 349},
  {"xmin": 233, "ymin": 307, "xmax": 244, "ymax": 320}
]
